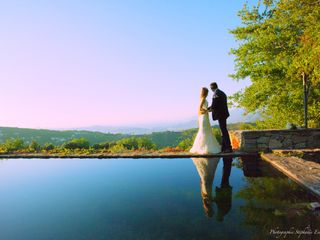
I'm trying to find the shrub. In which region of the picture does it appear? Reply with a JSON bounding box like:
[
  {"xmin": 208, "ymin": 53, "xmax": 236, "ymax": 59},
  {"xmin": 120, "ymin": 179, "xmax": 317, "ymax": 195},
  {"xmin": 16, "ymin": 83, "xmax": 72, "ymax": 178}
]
[
  {"xmin": 43, "ymin": 143, "xmax": 55, "ymax": 151},
  {"xmin": 177, "ymin": 138, "xmax": 194, "ymax": 151},
  {"xmin": 63, "ymin": 138, "xmax": 90, "ymax": 149},
  {"xmin": 3, "ymin": 138, "xmax": 25, "ymax": 153},
  {"xmin": 117, "ymin": 137, "xmax": 139, "ymax": 150},
  {"xmin": 136, "ymin": 137, "xmax": 157, "ymax": 150},
  {"xmin": 108, "ymin": 144, "xmax": 127, "ymax": 153},
  {"xmin": 116, "ymin": 137, "xmax": 156, "ymax": 150},
  {"xmin": 212, "ymin": 128, "xmax": 222, "ymax": 145},
  {"xmin": 29, "ymin": 140, "xmax": 41, "ymax": 152},
  {"xmin": 92, "ymin": 141, "xmax": 116, "ymax": 150}
]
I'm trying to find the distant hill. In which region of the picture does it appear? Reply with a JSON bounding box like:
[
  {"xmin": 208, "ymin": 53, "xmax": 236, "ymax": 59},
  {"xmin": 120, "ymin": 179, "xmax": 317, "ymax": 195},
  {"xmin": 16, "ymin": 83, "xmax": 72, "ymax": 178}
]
[
  {"xmin": 0, "ymin": 127, "xmax": 128, "ymax": 146},
  {"xmin": 74, "ymin": 108, "xmax": 259, "ymax": 134},
  {"xmin": 0, "ymin": 126, "xmax": 197, "ymax": 148},
  {"xmin": 73, "ymin": 120, "xmax": 198, "ymax": 135}
]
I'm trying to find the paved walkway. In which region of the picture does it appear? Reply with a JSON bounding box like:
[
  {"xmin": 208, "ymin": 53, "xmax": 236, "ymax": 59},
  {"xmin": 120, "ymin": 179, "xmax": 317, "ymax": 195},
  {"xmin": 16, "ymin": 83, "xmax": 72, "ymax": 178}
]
[{"xmin": 262, "ymin": 153, "xmax": 320, "ymax": 198}]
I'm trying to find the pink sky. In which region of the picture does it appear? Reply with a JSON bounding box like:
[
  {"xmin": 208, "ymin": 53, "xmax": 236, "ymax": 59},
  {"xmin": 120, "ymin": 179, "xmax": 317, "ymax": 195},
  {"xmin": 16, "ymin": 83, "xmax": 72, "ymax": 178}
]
[{"xmin": 0, "ymin": 0, "xmax": 251, "ymax": 128}]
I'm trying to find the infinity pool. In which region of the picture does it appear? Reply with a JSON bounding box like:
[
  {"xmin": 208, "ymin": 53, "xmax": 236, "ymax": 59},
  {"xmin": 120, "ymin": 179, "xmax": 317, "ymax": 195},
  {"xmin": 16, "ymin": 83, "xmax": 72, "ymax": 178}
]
[{"xmin": 0, "ymin": 157, "xmax": 319, "ymax": 240}]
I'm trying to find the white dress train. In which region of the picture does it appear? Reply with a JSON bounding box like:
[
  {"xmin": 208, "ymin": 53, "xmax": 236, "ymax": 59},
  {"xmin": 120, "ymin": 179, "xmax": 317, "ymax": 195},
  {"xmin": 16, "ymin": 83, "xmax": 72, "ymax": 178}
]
[
  {"xmin": 192, "ymin": 157, "xmax": 220, "ymax": 197},
  {"xmin": 190, "ymin": 100, "xmax": 221, "ymax": 154}
]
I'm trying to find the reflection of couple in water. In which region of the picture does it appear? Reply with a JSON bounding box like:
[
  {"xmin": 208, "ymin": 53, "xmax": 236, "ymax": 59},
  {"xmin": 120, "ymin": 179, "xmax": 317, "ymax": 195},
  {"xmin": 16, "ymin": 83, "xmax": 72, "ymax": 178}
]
[{"xmin": 192, "ymin": 157, "xmax": 233, "ymax": 220}]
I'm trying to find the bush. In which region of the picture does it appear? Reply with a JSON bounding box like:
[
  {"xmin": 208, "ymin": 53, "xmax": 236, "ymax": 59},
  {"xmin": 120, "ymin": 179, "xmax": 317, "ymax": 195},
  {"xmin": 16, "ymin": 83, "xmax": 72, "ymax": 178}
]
[
  {"xmin": 136, "ymin": 137, "xmax": 157, "ymax": 150},
  {"xmin": 3, "ymin": 138, "xmax": 25, "ymax": 152},
  {"xmin": 108, "ymin": 144, "xmax": 127, "ymax": 153},
  {"xmin": 177, "ymin": 138, "xmax": 194, "ymax": 151},
  {"xmin": 63, "ymin": 138, "xmax": 90, "ymax": 149},
  {"xmin": 116, "ymin": 137, "xmax": 156, "ymax": 150},
  {"xmin": 117, "ymin": 137, "xmax": 139, "ymax": 150},
  {"xmin": 29, "ymin": 140, "xmax": 41, "ymax": 152},
  {"xmin": 92, "ymin": 141, "xmax": 117, "ymax": 150},
  {"xmin": 212, "ymin": 128, "xmax": 222, "ymax": 145},
  {"xmin": 43, "ymin": 143, "xmax": 55, "ymax": 151}
]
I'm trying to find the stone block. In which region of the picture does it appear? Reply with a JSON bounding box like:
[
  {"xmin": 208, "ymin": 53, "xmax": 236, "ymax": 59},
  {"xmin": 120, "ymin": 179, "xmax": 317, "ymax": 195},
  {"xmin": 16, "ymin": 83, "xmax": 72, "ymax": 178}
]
[
  {"xmin": 257, "ymin": 144, "xmax": 269, "ymax": 151},
  {"xmin": 243, "ymin": 139, "xmax": 257, "ymax": 144},
  {"xmin": 292, "ymin": 136, "xmax": 307, "ymax": 144},
  {"xmin": 257, "ymin": 136, "xmax": 270, "ymax": 144},
  {"xmin": 295, "ymin": 142, "xmax": 307, "ymax": 148},
  {"xmin": 282, "ymin": 139, "xmax": 293, "ymax": 148},
  {"xmin": 242, "ymin": 132, "xmax": 260, "ymax": 139},
  {"xmin": 241, "ymin": 146, "xmax": 258, "ymax": 152},
  {"xmin": 311, "ymin": 134, "xmax": 320, "ymax": 147},
  {"xmin": 269, "ymin": 139, "xmax": 283, "ymax": 149}
]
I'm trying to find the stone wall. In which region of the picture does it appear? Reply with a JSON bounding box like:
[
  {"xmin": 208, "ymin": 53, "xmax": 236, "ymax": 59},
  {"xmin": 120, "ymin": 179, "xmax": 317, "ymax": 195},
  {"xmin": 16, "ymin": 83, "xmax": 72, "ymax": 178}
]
[{"xmin": 230, "ymin": 128, "xmax": 320, "ymax": 152}]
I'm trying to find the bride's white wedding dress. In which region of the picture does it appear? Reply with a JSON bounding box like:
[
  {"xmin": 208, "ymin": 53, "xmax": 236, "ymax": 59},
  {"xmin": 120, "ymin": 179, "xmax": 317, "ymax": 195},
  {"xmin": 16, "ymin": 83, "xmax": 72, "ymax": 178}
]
[{"xmin": 190, "ymin": 100, "xmax": 220, "ymax": 154}]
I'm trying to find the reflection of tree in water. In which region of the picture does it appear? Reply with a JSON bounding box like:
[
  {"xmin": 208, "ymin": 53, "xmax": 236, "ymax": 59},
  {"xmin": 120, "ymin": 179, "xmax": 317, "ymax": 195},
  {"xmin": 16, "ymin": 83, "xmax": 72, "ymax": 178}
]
[{"xmin": 236, "ymin": 175, "xmax": 320, "ymax": 240}]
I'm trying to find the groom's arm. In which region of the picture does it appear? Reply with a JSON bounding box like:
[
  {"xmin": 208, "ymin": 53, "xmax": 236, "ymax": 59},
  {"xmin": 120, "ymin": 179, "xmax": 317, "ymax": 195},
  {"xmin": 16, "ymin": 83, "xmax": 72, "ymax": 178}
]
[{"xmin": 207, "ymin": 98, "xmax": 215, "ymax": 112}]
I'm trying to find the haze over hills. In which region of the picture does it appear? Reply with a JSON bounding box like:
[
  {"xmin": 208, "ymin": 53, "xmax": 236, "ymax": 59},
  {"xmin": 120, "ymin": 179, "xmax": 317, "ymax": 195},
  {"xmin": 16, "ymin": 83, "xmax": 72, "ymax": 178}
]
[
  {"xmin": 73, "ymin": 120, "xmax": 198, "ymax": 135},
  {"xmin": 73, "ymin": 108, "xmax": 259, "ymax": 134}
]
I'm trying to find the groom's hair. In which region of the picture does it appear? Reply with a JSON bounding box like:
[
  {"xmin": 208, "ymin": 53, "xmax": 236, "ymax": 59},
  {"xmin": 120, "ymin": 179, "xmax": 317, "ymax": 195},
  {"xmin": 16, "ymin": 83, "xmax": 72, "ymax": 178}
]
[{"xmin": 210, "ymin": 82, "xmax": 218, "ymax": 89}]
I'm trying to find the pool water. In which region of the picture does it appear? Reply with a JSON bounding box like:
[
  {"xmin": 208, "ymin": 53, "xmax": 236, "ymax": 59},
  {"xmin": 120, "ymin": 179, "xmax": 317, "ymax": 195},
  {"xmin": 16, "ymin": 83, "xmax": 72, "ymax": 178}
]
[{"xmin": 0, "ymin": 157, "xmax": 319, "ymax": 240}]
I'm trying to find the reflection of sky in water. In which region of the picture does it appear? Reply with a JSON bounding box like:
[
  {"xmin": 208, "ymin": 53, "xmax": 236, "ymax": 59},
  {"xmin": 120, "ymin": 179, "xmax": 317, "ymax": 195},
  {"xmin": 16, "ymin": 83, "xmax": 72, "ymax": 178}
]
[{"xmin": 0, "ymin": 158, "xmax": 318, "ymax": 240}]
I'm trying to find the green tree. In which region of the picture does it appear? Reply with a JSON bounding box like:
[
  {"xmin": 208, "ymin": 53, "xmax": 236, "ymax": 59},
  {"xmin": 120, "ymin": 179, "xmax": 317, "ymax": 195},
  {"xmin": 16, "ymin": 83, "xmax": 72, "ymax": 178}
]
[
  {"xmin": 116, "ymin": 137, "xmax": 156, "ymax": 150},
  {"xmin": 177, "ymin": 138, "xmax": 194, "ymax": 150},
  {"xmin": 43, "ymin": 143, "xmax": 55, "ymax": 151},
  {"xmin": 230, "ymin": 0, "xmax": 320, "ymax": 128},
  {"xmin": 93, "ymin": 142, "xmax": 110, "ymax": 150},
  {"xmin": 136, "ymin": 137, "xmax": 157, "ymax": 150},
  {"xmin": 3, "ymin": 138, "xmax": 25, "ymax": 152},
  {"xmin": 63, "ymin": 138, "xmax": 90, "ymax": 149},
  {"xmin": 117, "ymin": 137, "xmax": 139, "ymax": 150},
  {"xmin": 29, "ymin": 140, "xmax": 41, "ymax": 152}
]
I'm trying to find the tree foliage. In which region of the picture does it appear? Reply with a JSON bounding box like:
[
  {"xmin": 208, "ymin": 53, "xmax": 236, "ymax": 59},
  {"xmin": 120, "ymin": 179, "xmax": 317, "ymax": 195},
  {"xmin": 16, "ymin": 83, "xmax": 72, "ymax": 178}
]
[
  {"xmin": 63, "ymin": 138, "xmax": 90, "ymax": 149},
  {"xmin": 230, "ymin": 0, "xmax": 320, "ymax": 128},
  {"xmin": 115, "ymin": 137, "xmax": 156, "ymax": 150},
  {"xmin": 2, "ymin": 138, "xmax": 25, "ymax": 152},
  {"xmin": 29, "ymin": 140, "xmax": 41, "ymax": 152}
]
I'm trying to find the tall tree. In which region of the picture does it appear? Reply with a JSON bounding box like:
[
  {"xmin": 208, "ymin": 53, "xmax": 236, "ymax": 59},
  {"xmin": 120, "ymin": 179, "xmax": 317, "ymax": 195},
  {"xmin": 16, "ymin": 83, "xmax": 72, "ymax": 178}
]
[{"xmin": 230, "ymin": 0, "xmax": 320, "ymax": 128}]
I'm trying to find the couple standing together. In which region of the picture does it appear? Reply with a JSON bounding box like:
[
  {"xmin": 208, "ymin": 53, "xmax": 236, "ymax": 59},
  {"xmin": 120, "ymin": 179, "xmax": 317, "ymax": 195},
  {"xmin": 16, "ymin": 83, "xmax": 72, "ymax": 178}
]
[{"xmin": 190, "ymin": 82, "xmax": 232, "ymax": 154}]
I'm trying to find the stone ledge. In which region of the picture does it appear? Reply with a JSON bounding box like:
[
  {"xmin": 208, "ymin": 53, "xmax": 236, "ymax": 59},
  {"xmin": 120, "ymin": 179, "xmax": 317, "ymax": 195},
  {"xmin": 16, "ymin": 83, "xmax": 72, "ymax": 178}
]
[
  {"xmin": 230, "ymin": 128, "xmax": 320, "ymax": 152},
  {"xmin": 273, "ymin": 149, "xmax": 320, "ymax": 163},
  {"xmin": 0, "ymin": 151, "xmax": 259, "ymax": 159},
  {"xmin": 261, "ymin": 153, "xmax": 320, "ymax": 198}
]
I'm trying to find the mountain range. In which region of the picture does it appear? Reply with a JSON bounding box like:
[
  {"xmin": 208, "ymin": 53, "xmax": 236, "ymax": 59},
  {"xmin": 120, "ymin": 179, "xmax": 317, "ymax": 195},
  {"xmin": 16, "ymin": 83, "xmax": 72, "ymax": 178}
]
[{"xmin": 73, "ymin": 108, "xmax": 259, "ymax": 134}]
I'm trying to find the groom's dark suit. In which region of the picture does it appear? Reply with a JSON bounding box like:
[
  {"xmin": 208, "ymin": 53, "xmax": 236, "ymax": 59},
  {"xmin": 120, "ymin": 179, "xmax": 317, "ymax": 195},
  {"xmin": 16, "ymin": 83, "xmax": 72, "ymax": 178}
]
[{"xmin": 208, "ymin": 89, "xmax": 232, "ymax": 152}]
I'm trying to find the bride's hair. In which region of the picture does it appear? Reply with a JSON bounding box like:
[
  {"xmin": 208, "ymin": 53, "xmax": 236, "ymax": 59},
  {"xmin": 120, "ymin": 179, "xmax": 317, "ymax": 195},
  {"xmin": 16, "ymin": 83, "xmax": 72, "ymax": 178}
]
[{"xmin": 201, "ymin": 87, "xmax": 208, "ymax": 98}]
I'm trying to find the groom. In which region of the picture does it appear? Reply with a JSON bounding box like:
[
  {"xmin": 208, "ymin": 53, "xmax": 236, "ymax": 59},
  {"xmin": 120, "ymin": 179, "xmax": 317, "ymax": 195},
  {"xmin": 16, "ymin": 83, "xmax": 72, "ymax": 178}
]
[{"xmin": 207, "ymin": 82, "xmax": 232, "ymax": 153}]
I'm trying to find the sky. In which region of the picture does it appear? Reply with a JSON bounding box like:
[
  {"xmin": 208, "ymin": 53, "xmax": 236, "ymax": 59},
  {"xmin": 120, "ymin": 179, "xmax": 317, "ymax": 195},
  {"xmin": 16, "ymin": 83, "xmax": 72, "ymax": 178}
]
[{"xmin": 0, "ymin": 0, "xmax": 253, "ymax": 129}]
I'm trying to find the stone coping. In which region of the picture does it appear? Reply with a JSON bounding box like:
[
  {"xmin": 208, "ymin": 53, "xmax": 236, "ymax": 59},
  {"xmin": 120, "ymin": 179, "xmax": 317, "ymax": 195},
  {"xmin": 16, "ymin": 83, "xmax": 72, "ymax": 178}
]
[
  {"xmin": 232, "ymin": 128, "xmax": 320, "ymax": 133},
  {"xmin": 0, "ymin": 151, "xmax": 258, "ymax": 159},
  {"xmin": 274, "ymin": 148, "xmax": 320, "ymax": 154},
  {"xmin": 262, "ymin": 153, "xmax": 320, "ymax": 198}
]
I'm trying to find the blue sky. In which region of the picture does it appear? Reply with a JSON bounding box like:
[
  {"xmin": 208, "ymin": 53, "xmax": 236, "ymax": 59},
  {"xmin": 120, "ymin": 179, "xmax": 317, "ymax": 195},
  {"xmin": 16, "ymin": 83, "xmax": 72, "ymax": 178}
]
[{"xmin": 0, "ymin": 0, "xmax": 253, "ymax": 128}]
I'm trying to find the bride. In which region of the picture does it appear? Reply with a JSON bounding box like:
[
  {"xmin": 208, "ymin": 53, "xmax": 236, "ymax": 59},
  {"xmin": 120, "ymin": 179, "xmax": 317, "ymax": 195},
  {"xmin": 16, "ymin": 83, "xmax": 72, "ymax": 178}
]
[{"xmin": 190, "ymin": 87, "xmax": 220, "ymax": 154}]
